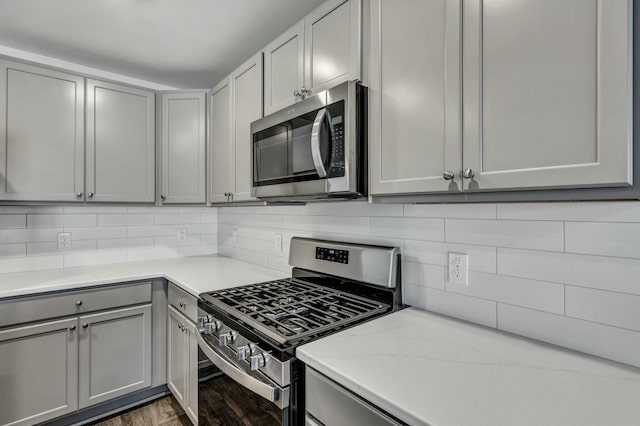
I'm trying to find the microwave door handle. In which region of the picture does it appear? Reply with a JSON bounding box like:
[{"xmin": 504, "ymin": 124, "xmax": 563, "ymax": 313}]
[{"xmin": 310, "ymin": 108, "xmax": 333, "ymax": 178}]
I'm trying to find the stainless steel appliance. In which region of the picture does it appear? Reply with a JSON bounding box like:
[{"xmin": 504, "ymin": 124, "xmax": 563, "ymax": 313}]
[
  {"xmin": 196, "ymin": 237, "xmax": 402, "ymax": 425},
  {"xmin": 250, "ymin": 81, "xmax": 367, "ymax": 201}
]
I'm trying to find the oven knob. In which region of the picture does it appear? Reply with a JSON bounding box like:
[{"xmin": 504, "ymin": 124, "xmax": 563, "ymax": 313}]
[
  {"xmin": 249, "ymin": 352, "xmax": 270, "ymax": 371},
  {"xmin": 197, "ymin": 315, "xmax": 213, "ymax": 328},
  {"xmin": 237, "ymin": 343, "xmax": 257, "ymax": 361},
  {"xmin": 218, "ymin": 331, "xmax": 238, "ymax": 346}
]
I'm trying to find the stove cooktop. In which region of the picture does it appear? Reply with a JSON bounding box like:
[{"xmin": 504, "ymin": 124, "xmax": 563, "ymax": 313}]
[{"xmin": 200, "ymin": 278, "xmax": 391, "ymax": 346}]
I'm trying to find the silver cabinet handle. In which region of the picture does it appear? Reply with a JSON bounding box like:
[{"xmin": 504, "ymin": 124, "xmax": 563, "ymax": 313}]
[
  {"xmin": 443, "ymin": 171, "xmax": 455, "ymax": 181},
  {"xmin": 76, "ymin": 192, "xmax": 83, "ymax": 198},
  {"xmin": 301, "ymin": 87, "xmax": 311, "ymax": 97},
  {"xmin": 196, "ymin": 331, "xmax": 285, "ymax": 407},
  {"xmin": 160, "ymin": 195, "xmax": 166, "ymax": 201},
  {"xmin": 462, "ymin": 168, "xmax": 474, "ymax": 179},
  {"xmin": 75, "ymin": 300, "xmax": 83, "ymax": 307},
  {"xmin": 69, "ymin": 325, "xmax": 76, "ymax": 332},
  {"xmin": 82, "ymin": 323, "xmax": 89, "ymax": 329},
  {"xmin": 87, "ymin": 192, "xmax": 94, "ymax": 198},
  {"xmin": 310, "ymin": 108, "xmax": 333, "ymax": 178},
  {"xmin": 294, "ymin": 89, "xmax": 301, "ymax": 98},
  {"xmin": 179, "ymin": 301, "xmax": 185, "ymax": 309}
]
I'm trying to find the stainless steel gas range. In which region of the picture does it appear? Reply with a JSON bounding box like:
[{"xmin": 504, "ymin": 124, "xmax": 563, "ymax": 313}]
[{"xmin": 196, "ymin": 237, "xmax": 402, "ymax": 425}]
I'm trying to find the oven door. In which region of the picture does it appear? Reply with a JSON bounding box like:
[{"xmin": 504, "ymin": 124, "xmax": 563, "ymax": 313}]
[{"xmin": 196, "ymin": 330, "xmax": 289, "ymax": 426}]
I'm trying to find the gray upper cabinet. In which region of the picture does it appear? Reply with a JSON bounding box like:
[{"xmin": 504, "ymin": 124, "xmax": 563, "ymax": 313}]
[
  {"xmin": 262, "ymin": 0, "xmax": 361, "ymax": 114},
  {"xmin": 86, "ymin": 79, "xmax": 155, "ymax": 202},
  {"xmin": 305, "ymin": 0, "xmax": 361, "ymax": 95},
  {"xmin": 160, "ymin": 92, "xmax": 207, "ymax": 204},
  {"xmin": 208, "ymin": 52, "xmax": 263, "ymax": 204},
  {"xmin": 371, "ymin": 0, "xmax": 632, "ymax": 198},
  {"xmin": 0, "ymin": 60, "xmax": 85, "ymax": 202},
  {"xmin": 78, "ymin": 304, "xmax": 152, "ymax": 409},
  {"xmin": 462, "ymin": 0, "xmax": 632, "ymax": 192},
  {"xmin": 231, "ymin": 52, "xmax": 263, "ymax": 202},
  {"xmin": 208, "ymin": 77, "xmax": 233, "ymax": 203},
  {"xmin": 369, "ymin": 0, "xmax": 462, "ymax": 195},
  {"xmin": 0, "ymin": 317, "xmax": 79, "ymax": 426},
  {"xmin": 264, "ymin": 21, "xmax": 305, "ymax": 116}
]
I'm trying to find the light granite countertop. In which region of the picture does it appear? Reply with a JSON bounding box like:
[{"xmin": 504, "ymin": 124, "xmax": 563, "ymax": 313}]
[
  {"xmin": 297, "ymin": 307, "xmax": 640, "ymax": 426},
  {"xmin": 0, "ymin": 255, "xmax": 285, "ymax": 299}
]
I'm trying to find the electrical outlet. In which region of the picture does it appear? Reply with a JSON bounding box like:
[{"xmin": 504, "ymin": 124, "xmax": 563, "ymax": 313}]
[
  {"xmin": 448, "ymin": 252, "xmax": 469, "ymax": 285},
  {"xmin": 58, "ymin": 232, "xmax": 72, "ymax": 251},
  {"xmin": 178, "ymin": 229, "xmax": 188, "ymax": 243},
  {"xmin": 232, "ymin": 228, "xmax": 238, "ymax": 243},
  {"xmin": 275, "ymin": 233, "xmax": 282, "ymax": 252}
]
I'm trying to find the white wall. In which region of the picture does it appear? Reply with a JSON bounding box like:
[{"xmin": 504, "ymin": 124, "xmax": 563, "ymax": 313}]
[
  {"xmin": 0, "ymin": 205, "xmax": 217, "ymax": 273},
  {"xmin": 218, "ymin": 201, "xmax": 640, "ymax": 369}
]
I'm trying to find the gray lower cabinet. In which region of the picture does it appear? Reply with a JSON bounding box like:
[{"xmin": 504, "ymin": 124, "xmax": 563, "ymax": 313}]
[
  {"xmin": 78, "ymin": 304, "xmax": 152, "ymax": 409},
  {"xmin": 167, "ymin": 305, "xmax": 198, "ymax": 425},
  {"xmin": 0, "ymin": 317, "xmax": 79, "ymax": 426},
  {"xmin": 0, "ymin": 59, "xmax": 85, "ymax": 202},
  {"xmin": 160, "ymin": 92, "xmax": 207, "ymax": 204}
]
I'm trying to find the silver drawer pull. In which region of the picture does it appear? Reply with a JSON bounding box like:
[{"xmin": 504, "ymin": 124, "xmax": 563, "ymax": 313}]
[
  {"xmin": 69, "ymin": 325, "xmax": 76, "ymax": 332},
  {"xmin": 82, "ymin": 323, "xmax": 89, "ymax": 329},
  {"xmin": 75, "ymin": 300, "xmax": 83, "ymax": 307}
]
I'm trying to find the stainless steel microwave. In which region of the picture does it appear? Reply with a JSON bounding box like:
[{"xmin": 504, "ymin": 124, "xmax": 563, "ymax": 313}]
[{"xmin": 251, "ymin": 81, "xmax": 367, "ymax": 201}]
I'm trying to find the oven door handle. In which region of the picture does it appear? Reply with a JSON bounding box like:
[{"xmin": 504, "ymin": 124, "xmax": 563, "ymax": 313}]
[
  {"xmin": 196, "ymin": 331, "xmax": 286, "ymax": 407},
  {"xmin": 310, "ymin": 108, "xmax": 333, "ymax": 178}
]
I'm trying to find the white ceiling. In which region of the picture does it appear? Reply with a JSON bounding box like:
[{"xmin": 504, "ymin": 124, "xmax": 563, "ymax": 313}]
[{"xmin": 0, "ymin": 0, "xmax": 326, "ymax": 89}]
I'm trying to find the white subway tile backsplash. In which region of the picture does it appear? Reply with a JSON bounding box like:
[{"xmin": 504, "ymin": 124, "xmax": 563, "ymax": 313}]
[
  {"xmin": 98, "ymin": 237, "xmax": 154, "ymax": 250},
  {"xmin": 98, "ymin": 214, "xmax": 154, "ymax": 226},
  {"xmin": 0, "ymin": 243, "xmax": 26, "ymax": 257},
  {"xmin": 201, "ymin": 213, "xmax": 218, "ymax": 223},
  {"xmin": 566, "ymin": 286, "xmax": 640, "ymax": 332},
  {"xmin": 498, "ymin": 304, "xmax": 640, "ymax": 369},
  {"xmin": 179, "ymin": 244, "xmax": 217, "ymax": 256},
  {"xmin": 497, "ymin": 201, "xmax": 640, "ymax": 222},
  {"xmin": 65, "ymin": 226, "xmax": 127, "ymax": 240},
  {"xmin": 64, "ymin": 206, "xmax": 127, "ymax": 214},
  {"xmin": 28, "ymin": 214, "xmax": 97, "ymax": 228},
  {"xmin": 27, "ymin": 240, "xmax": 97, "ymax": 256},
  {"xmin": 127, "ymin": 225, "xmax": 178, "ymax": 237},
  {"xmin": 446, "ymin": 219, "xmax": 564, "ymax": 251},
  {"xmin": 0, "ymin": 255, "xmax": 63, "ymax": 273},
  {"xmin": 404, "ymin": 284, "xmax": 497, "ymax": 328},
  {"xmin": 403, "ymin": 261, "xmax": 445, "ymax": 290},
  {"xmin": 403, "ymin": 239, "xmax": 497, "ymax": 273},
  {"xmin": 498, "ymin": 248, "xmax": 640, "ymax": 295},
  {"xmin": 0, "ymin": 228, "xmax": 61, "ymax": 243},
  {"xmin": 447, "ymin": 272, "xmax": 565, "ymax": 314},
  {"xmin": 154, "ymin": 213, "xmax": 201, "ymax": 225},
  {"xmin": 127, "ymin": 246, "xmax": 180, "ymax": 262},
  {"xmin": 405, "ymin": 203, "xmax": 497, "ymax": 219},
  {"xmin": 340, "ymin": 202, "xmax": 403, "ymax": 217},
  {"xmin": 0, "ymin": 215, "xmax": 26, "ymax": 228},
  {"xmin": 371, "ymin": 217, "xmax": 444, "ymax": 241},
  {"xmin": 565, "ymin": 222, "xmax": 640, "ymax": 258},
  {"xmin": 318, "ymin": 216, "xmax": 370, "ymax": 235},
  {"xmin": 64, "ymin": 250, "xmax": 128, "ymax": 268}
]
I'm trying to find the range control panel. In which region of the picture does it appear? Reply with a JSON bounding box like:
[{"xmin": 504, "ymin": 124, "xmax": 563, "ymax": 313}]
[{"xmin": 315, "ymin": 247, "xmax": 349, "ymax": 264}]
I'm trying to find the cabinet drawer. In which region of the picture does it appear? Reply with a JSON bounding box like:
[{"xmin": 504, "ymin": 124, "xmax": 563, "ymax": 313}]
[
  {"xmin": 168, "ymin": 283, "xmax": 197, "ymax": 323},
  {"xmin": 0, "ymin": 282, "xmax": 152, "ymax": 329}
]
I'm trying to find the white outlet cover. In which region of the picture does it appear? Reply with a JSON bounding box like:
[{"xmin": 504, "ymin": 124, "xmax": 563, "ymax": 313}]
[
  {"xmin": 232, "ymin": 229, "xmax": 238, "ymax": 243},
  {"xmin": 57, "ymin": 232, "xmax": 72, "ymax": 251},
  {"xmin": 178, "ymin": 229, "xmax": 188, "ymax": 243},
  {"xmin": 275, "ymin": 233, "xmax": 282, "ymax": 252},
  {"xmin": 448, "ymin": 252, "xmax": 469, "ymax": 285}
]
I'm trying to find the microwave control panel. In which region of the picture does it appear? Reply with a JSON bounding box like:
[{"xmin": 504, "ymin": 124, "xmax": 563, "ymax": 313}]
[{"xmin": 316, "ymin": 247, "xmax": 349, "ymax": 264}]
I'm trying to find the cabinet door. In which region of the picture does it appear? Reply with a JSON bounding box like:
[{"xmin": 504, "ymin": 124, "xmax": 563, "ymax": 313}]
[
  {"xmin": 185, "ymin": 319, "xmax": 199, "ymax": 425},
  {"xmin": 160, "ymin": 92, "xmax": 206, "ymax": 204},
  {"xmin": 463, "ymin": 0, "xmax": 632, "ymax": 191},
  {"xmin": 0, "ymin": 60, "xmax": 84, "ymax": 202},
  {"xmin": 208, "ymin": 78, "xmax": 233, "ymax": 203},
  {"xmin": 369, "ymin": 0, "xmax": 462, "ymax": 195},
  {"xmin": 263, "ymin": 21, "xmax": 305, "ymax": 115},
  {"xmin": 231, "ymin": 53, "xmax": 263, "ymax": 202},
  {"xmin": 305, "ymin": 0, "xmax": 361, "ymax": 96},
  {"xmin": 86, "ymin": 79, "xmax": 155, "ymax": 202},
  {"xmin": 167, "ymin": 306, "xmax": 189, "ymax": 411},
  {"xmin": 0, "ymin": 318, "xmax": 78, "ymax": 426},
  {"xmin": 78, "ymin": 304, "xmax": 152, "ymax": 408}
]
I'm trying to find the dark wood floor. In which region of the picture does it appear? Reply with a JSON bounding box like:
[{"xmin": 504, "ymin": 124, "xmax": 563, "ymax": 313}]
[
  {"xmin": 91, "ymin": 395, "xmax": 191, "ymax": 426},
  {"xmin": 90, "ymin": 376, "xmax": 281, "ymax": 426}
]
